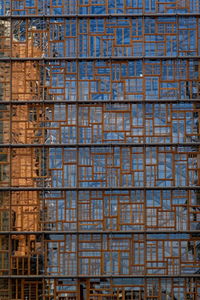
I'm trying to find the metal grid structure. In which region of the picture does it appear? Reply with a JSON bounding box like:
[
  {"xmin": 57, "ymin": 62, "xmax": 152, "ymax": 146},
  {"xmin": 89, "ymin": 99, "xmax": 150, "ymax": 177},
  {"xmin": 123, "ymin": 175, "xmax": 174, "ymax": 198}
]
[{"xmin": 0, "ymin": 0, "xmax": 200, "ymax": 299}]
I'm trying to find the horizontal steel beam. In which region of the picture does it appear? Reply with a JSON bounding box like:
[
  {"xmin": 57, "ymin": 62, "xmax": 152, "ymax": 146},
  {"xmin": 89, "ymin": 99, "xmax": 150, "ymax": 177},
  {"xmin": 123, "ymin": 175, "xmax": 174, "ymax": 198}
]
[
  {"xmin": 0, "ymin": 99, "xmax": 200, "ymax": 104},
  {"xmin": 0, "ymin": 231, "xmax": 199, "ymax": 235},
  {"xmin": 1, "ymin": 13, "xmax": 200, "ymax": 18},
  {"xmin": 0, "ymin": 143, "xmax": 200, "ymax": 147},
  {"xmin": 0, "ymin": 56, "xmax": 199, "ymax": 61},
  {"xmin": 0, "ymin": 186, "xmax": 199, "ymax": 191},
  {"xmin": 0, "ymin": 275, "xmax": 199, "ymax": 279}
]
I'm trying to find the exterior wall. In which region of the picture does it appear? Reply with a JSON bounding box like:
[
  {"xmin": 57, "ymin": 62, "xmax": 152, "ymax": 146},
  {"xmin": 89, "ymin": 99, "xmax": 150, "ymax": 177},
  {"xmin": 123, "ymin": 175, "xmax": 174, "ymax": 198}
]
[{"xmin": 0, "ymin": 1, "xmax": 200, "ymax": 299}]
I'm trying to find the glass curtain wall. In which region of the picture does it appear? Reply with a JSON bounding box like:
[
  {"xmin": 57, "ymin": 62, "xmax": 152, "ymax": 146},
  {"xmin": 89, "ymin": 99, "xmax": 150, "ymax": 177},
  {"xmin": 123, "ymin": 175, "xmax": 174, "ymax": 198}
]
[{"xmin": 0, "ymin": 0, "xmax": 199, "ymax": 299}]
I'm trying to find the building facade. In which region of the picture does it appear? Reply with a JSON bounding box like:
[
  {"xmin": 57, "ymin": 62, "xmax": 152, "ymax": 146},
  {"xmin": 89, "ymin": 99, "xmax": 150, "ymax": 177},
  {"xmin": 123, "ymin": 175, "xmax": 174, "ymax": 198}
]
[{"xmin": 0, "ymin": 0, "xmax": 200, "ymax": 299}]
